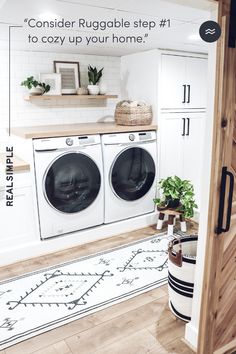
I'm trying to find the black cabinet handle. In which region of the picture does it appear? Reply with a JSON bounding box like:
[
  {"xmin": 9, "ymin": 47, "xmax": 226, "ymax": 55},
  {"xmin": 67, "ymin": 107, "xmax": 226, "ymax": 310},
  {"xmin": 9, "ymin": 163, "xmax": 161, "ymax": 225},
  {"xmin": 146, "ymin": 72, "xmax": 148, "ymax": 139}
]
[
  {"xmin": 182, "ymin": 118, "xmax": 186, "ymax": 136},
  {"xmin": 182, "ymin": 85, "xmax": 186, "ymax": 103},
  {"xmin": 186, "ymin": 118, "xmax": 190, "ymax": 136},
  {"xmin": 187, "ymin": 85, "xmax": 191, "ymax": 103},
  {"xmin": 217, "ymin": 167, "xmax": 234, "ymax": 234}
]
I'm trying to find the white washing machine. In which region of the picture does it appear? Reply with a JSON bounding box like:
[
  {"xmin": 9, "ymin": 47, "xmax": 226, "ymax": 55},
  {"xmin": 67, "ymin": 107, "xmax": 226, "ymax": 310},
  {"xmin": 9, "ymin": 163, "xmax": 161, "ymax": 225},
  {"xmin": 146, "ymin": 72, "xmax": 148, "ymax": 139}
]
[
  {"xmin": 102, "ymin": 131, "xmax": 157, "ymax": 223},
  {"xmin": 33, "ymin": 135, "xmax": 104, "ymax": 239}
]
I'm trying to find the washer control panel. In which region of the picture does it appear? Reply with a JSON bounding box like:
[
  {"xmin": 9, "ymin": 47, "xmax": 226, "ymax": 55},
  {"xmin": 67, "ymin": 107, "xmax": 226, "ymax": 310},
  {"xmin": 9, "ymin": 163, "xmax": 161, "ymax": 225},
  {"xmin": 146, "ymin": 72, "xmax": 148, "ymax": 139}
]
[
  {"xmin": 33, "ymin": 135, "xmax": 101, "ymax": 151},
  {"xmin": 129, "ymin": 134, "xmax": 135, "ymax": 141},
  {"xmin": 66, "ymin": 138, "xmax": 74, "ymax": 146}
]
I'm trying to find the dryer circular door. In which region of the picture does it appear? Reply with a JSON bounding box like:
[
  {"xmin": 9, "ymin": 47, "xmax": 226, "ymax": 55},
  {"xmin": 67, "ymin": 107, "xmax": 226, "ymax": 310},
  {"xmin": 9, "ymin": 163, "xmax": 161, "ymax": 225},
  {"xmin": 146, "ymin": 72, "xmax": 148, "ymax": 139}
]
[
  {"xmin": 110, "ymin": 147, "xmax": 156, "ymax": 201},
  {"xmin": 44, "ymin": 152, "xmax": 101, "ymax": 213}
]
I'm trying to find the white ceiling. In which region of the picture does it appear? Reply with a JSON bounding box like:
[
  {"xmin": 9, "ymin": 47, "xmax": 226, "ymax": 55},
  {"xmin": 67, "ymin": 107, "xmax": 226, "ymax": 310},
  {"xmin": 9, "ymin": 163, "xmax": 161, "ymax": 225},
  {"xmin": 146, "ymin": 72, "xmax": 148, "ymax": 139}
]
[{"xmin": 0, "ymin": 0, "xmax": 216, "ymax": 56}]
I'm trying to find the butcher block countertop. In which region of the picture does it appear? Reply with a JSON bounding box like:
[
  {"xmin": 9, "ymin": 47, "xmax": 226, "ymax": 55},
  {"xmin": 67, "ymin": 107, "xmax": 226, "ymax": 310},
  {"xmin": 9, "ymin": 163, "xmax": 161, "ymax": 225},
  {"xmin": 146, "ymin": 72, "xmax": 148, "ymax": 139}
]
[
  {"xmin": 0, "ymin": 154, "xmax": 30, "ymax": 172},
  {"xmin": 11, "ymin": 122, "xmax": 157, "ymax": 139}
]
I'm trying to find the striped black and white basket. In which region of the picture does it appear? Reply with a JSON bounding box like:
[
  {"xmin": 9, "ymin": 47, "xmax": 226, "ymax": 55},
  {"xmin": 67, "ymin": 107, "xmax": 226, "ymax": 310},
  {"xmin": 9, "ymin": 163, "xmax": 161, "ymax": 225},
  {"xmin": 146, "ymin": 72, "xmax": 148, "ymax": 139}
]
[{"xmin": 168, "ymin": 235, "xmax": 198, "ymax": 322}]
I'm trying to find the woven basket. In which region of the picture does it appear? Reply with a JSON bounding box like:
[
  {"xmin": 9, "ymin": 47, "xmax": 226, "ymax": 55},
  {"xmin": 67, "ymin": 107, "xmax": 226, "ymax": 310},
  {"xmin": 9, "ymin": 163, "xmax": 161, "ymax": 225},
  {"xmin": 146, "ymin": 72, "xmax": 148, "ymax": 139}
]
[
  {"xmin": 168, "ymin": 235, "xmax": 198, "ymax": 322},
  {"xmin": 115, "ymin": 101, "xmax": 153, "ymax": 126}
]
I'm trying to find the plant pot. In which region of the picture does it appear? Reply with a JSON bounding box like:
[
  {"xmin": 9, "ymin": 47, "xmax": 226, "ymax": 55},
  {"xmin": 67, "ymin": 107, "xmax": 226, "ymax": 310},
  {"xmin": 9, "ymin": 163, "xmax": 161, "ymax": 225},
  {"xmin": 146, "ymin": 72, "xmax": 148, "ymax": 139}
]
[
  {"xmin": 156, "ymin": 198, "xmax": 180, "ymax": 212},
  {"xmin": 87, "ymin": 85, "xmax": 99, "ymax": 95},
  {"xmin": 156, "ymin": 203, "xmax": 169, "ymax": 212},
  {"xmin": 166, "ymin": 198, "xmax": 180, "ymax": 209},
  {"xmin": 99, "ymin": 81, "xmax": 107, "ymax": 95},
  {"xmin": 29, "ymin": 87, "xmax": 43, "ymax": 96}
]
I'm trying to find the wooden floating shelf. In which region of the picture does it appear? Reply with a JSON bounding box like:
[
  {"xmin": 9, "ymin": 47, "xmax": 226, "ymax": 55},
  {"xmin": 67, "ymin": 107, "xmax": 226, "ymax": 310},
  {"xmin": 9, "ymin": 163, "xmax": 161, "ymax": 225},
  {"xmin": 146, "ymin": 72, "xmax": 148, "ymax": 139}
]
[{"xmin": 24, "ymin": 94, "xmax": 118, "ymax": 101}]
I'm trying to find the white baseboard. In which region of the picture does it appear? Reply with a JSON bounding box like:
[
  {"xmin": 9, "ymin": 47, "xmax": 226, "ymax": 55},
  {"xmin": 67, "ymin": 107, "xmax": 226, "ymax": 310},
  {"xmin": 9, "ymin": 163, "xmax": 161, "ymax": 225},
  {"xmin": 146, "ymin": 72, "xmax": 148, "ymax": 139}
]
[
  {"xmin": 0, "ymin": 212, "xmax": 157, "ymax": 267},
  {"xmin": 185, "ymin": 322, "xmax": 198, "ymax": 350},
  {"xmin": 193, "ymin": 210, "xmax": 200, "ymax": 223}
]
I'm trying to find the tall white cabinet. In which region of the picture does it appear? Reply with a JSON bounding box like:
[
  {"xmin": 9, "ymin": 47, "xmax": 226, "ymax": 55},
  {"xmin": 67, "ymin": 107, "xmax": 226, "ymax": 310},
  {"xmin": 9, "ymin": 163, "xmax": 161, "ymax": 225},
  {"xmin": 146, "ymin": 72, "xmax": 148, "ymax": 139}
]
[
  {"xmin": 159, "ymin": 53, "xmax": 207, "ymax": 208},
  {"xmin": 120, "ymin": 50, "xmax": 207, "ymax": 209}
]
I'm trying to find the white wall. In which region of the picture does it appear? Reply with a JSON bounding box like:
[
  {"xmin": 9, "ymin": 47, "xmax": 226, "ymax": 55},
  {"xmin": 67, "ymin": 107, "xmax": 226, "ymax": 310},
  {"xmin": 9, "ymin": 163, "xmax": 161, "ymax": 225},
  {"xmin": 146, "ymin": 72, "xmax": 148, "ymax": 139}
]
[
  {"xmin": 0, "ymin": 50, "xmax": 120, "ymax": 134},
  {"xmin": 120, "ymin": 49, "xmax": 159, "ymax": 123}
]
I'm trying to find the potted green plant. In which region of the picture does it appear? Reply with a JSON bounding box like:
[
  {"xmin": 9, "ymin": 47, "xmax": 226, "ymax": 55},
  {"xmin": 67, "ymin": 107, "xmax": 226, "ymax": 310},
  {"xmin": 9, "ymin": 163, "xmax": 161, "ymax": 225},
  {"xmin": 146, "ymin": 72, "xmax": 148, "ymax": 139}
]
[
  {"xmin": 21, "ymin": 76, "xmax": 50, "ymax": 96},
  {"xmin": 154, "ymin": 176, "xmax": 198, "ymax": 218},
  {"xmin": 87, "ymin": 65, "xmax": 103, "ymax": 95}
]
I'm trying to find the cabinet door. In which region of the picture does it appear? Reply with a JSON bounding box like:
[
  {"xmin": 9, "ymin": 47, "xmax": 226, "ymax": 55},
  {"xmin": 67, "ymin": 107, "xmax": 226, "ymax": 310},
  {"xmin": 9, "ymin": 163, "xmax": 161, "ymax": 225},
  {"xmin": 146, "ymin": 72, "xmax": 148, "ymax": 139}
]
[
  {"xmin": 0, "ymin": 185, "xmax": 35, "ymax": 248},
  {"xmin": 161, "ymin": 55, "xmax": 186, "ymax": 109},
  {"xmin": 185, "ymin": 57, "xmax": 207, "ymax": 109},
  {"xmin": 159, "ymin": 114, "xmax": 185, "ymax": 180},
  {"xmin": 183, "ymin": 113, "xmax": 205, "ymax": 207}
]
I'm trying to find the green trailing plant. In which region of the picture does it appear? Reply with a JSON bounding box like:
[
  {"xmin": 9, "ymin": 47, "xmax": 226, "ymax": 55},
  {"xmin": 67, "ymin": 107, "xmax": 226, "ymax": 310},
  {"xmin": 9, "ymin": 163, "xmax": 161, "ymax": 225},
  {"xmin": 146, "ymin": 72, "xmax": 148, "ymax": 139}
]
[
  {"xmin": 38, "ymin": 82, "xmax": 50, "ymax": 94},
  {"xmin": 154, "ymin": 176, "xmax": 198, "ymax": 218},
  {"xmin": 21, "ymin": 76, "xmax": 38, "ymax": 89},
  {"xmin": 88, "ymin": 65, "xmax": 103, "ymax": 85},
  {"xmin": 21, "ymin": 76, "xmax": 50, "ymax": 94}
]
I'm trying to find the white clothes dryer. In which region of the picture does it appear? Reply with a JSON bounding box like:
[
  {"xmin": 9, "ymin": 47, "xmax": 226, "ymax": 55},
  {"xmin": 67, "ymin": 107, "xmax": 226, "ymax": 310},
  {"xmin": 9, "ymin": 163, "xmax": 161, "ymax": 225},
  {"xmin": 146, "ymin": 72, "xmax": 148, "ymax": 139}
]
[
  {"xmin": 33, "ymin": 134, "xmax": 104, "ymax": 239},
  {"xmin": 102, "ymin": 131, "xmax": 157, "ymax": 223}
]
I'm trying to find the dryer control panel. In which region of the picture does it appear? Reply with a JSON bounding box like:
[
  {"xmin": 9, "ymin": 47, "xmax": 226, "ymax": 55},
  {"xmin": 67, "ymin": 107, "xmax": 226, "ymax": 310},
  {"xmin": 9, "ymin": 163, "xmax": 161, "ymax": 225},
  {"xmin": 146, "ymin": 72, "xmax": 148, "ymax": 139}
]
[{"xmin": 102, "ymin": 131, "xmax": 156, "ymax": 145}]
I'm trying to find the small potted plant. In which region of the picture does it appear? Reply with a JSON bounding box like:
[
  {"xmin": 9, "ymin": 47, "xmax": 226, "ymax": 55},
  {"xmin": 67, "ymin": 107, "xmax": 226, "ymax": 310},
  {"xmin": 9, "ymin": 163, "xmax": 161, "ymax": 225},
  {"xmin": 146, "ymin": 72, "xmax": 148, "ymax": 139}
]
[
  {"xmin": 87, "ymin": 65, "xmax": 103, "ymax": 95},
  {"xmin": 154, "ymin": 176, "xmax": 198, "ymax": 218},
  {"xmin": 21, "ymin": 76, "xmax": 50, "ymax": 96}
]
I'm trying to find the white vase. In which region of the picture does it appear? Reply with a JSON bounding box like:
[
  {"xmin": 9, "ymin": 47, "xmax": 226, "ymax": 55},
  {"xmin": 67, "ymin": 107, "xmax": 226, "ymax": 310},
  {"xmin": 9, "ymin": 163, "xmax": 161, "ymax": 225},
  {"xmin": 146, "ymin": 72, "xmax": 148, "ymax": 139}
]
[
  {"xmin": 99, "ymin": 82, "xmax": 107, "ymax": 95},
  {"xmin": 29, "ymin": 87, "xmax": 43, "ymax": 96},
  {"xmin": 87, "ymin": 85, "xmax": 99, "ymax": 95}
]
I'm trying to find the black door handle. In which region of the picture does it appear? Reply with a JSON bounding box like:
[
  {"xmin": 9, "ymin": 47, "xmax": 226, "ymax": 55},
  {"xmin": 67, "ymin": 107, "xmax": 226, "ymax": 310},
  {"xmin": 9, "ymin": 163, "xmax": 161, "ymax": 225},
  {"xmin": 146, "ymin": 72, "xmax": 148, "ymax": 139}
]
[
  {"xmin": 187, "ymin": 85, "xmax": 191, "ymax": 103},
  {"xmin": 217, "ymin": 167, "xmax": 234, "ymax": 234},
  {"xmin": 182, "ymin": 85, "xmax": 186, "ymax": 103},
  {"xmin": 186, "ymin": 118, "xmax": 190, "ymax": 136},
  {"xmin": 182, "ymin": 118, "xmax": 186, "ymax": 136}
]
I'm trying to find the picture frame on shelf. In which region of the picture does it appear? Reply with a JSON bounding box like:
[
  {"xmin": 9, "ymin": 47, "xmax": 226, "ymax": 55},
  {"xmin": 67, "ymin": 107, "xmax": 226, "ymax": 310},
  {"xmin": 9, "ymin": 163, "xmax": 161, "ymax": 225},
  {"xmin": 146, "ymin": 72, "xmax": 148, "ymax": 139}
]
[
  {"xmin": 39, "ymin": 73, "xmax": 61, "ymax": 95},
  {"xmin": 54, "ymin": 61, "xmax": 80, "ymax": 95}
]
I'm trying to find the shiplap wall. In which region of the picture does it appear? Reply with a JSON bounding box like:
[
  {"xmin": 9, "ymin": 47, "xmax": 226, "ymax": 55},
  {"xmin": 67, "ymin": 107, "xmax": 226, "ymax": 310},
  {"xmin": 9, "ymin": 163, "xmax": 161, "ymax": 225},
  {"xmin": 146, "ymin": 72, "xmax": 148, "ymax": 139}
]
[{"xmin": 0, "ymin": 50, "xmax": 120, "ymax": 134}]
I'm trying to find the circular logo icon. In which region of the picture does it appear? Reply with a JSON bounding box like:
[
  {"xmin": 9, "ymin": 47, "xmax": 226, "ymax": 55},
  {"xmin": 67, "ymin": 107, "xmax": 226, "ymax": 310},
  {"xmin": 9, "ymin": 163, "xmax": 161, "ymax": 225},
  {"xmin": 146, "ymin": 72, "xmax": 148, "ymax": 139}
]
[{"xmin": 199, "ymin": 21, "xmax": 221, "ymax": 43}]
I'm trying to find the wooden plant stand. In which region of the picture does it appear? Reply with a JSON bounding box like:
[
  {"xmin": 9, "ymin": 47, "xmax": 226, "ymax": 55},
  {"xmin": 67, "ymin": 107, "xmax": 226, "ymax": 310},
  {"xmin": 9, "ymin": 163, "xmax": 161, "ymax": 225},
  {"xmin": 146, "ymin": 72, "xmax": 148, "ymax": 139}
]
[{"xmin": 156, "ymin": 209, "xmax": 187, "ymax": 236}]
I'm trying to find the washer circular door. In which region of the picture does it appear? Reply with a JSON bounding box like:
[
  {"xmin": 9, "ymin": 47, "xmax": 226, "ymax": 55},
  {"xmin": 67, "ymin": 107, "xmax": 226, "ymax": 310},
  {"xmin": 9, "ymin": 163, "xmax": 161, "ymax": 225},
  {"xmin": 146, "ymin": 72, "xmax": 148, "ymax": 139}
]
[
  {"xmin": 44, "ymin": 152, "xmax": 101, "ymax": 213},
  {"xmin": 111, "ymin": 147, "xmax": 156, "ymax": 201}
]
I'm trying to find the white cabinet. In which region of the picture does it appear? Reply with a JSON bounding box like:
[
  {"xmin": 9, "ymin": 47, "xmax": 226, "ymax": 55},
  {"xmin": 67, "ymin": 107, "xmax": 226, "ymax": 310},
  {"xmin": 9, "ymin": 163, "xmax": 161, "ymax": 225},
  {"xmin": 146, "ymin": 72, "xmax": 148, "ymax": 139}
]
[
  {"xmin": 185, "ymin": 57, "xmax": 207, "ymax": 110},
  {"xmin": 183, "ymin": 114, "xmax": 205, "ymax": 205},
  {"xmin": 161, "ymin": 55, "xmax": 186, "ymax": 110},
  {"xmin": 159, "ymin": 115, "xmax": 184, "ymax": 178},
  {"xmin": 161, "ymin": 54, "xmax": 207, "ymax": 110},
  {"xmin": 0, "ymin": 173, "xmax": 36, "ymax": 248},
  {"xmin": 160, "ymin": 112, "xmax": 205, "ymax": 207}
]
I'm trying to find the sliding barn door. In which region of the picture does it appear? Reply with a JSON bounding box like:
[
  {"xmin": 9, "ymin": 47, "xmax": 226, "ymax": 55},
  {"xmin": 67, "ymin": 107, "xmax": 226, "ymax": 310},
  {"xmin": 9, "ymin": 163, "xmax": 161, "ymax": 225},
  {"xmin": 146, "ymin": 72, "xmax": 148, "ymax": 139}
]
[{"xmin": 198, "ymin": 0, "xmax": 236, "ymax": 354}]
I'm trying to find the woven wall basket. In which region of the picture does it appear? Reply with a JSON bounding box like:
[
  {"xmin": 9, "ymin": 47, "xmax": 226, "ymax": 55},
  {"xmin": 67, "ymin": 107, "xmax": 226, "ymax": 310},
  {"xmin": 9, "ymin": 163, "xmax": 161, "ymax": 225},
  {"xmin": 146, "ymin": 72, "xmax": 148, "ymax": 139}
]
[{"xmin": 115, "ymin": 101, "xmax": 153, "ymax": 126}]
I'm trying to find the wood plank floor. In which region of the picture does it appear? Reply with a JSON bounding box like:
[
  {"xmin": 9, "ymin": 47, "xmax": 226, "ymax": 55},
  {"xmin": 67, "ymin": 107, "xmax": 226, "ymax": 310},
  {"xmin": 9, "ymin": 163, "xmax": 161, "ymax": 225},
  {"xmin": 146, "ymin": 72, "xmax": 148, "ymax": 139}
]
[{"xmin": 0, "ymin": 223, "xmax": 198, "ymax": 354}]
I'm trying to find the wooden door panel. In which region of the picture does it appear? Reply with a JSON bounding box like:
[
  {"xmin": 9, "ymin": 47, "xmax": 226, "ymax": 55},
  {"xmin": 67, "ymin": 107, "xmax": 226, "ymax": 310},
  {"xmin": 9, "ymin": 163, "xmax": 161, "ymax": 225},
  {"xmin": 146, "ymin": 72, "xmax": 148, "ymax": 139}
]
[
  {"xmin": 232, "ymin": 115, "xmax": 236, "ymax": 173},
  {"xmin": 198, "ymin": 1, "xmax": 236, "ymax": 353},
  {"xmin": 215, "ymin": 309, "xmax": 236, "ymax": 349},
  {"xmin": 232, "ymin": 199, "xmax": 236, "ymax": 214},
  {"xmin": 233, "ymin": 143, "xmax": 236, "ymax": 173}
]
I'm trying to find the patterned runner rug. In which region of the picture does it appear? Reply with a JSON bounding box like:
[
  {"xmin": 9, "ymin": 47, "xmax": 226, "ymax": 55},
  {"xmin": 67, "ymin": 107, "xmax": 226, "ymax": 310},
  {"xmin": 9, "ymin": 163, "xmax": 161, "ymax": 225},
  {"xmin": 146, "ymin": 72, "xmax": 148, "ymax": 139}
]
[{"xmin": 0, "ymin": 232, "xmax": 175, "ymax": 350}]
